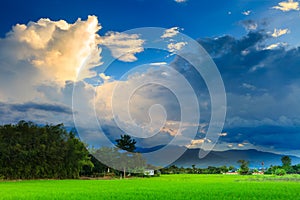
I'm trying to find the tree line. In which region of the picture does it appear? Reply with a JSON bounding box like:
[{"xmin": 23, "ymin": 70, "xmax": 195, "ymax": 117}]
[
  {"xmin": 1, "ymin": 121, "xmax": 300, "ymax": 179},
  {"xmin": 264, "ymin": 156, "xmax": 300, "ymax": 175},
  {"xmin": 0, "ymin": 121, "xmax": 92, "ymax": 179},
  {"xmin": 0, "ymin": 121, "xmax": 149, "ymax": 179},
  {"xmin": 160, "ymin": 157, "xmax": 300, "ymax": 175}
]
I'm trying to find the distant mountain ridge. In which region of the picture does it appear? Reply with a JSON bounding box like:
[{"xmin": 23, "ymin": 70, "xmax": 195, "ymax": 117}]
[
  {"xmin": 136, "ymin": 146, "xmax": 300, "ymax": 168},
  {"xmin": 172, "ymin": 148, "xmax": 300, "ymax": 168}
]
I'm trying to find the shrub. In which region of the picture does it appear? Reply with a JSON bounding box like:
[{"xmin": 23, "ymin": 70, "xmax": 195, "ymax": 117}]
[{"xmin": 275, "ymin": 168, "xmax": 286, "ymax": 176}]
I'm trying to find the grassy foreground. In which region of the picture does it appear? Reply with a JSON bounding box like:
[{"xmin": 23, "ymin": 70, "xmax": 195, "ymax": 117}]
[{"xmin": 1, "ymin": 174, "xmax": 300, "ymax": 200}]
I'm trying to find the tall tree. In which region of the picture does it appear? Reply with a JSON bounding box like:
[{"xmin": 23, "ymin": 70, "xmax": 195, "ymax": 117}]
[
  {"xmin": 281, "ymin": 156, "xmax": 291, "ymax": 168},
  {"xmin": 281, "ymin": 156, "xmax": 292, "ymax": 173},
  {"xmin": 115, "ymin": 134, "xmax": 136, "ymax": 152},
  {"xmin": 237, "ymin": 160, "xmax": 250, "ymax": 175},
  {"xmin": 115, "ymin": 134, "xmax": 137, "ymax": 178}
]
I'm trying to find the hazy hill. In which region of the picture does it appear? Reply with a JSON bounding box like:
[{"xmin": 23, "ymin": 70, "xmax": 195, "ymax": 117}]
[
  {"xmin": 137, "ymin": 146, "xmax": 300, "ymax": 168},
  {"xmin": 172, "ymin": 148, "xmax": 300, "ymax": 168}
]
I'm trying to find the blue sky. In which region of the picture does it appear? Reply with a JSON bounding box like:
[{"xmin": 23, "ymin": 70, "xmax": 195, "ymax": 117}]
[
  {"xmin": 0, "ymin": 0, "xmax": 300, "ymax": 159},
  {"xmin": 1, "ymin": 0, "xmax": 297, "ymax": 38}
]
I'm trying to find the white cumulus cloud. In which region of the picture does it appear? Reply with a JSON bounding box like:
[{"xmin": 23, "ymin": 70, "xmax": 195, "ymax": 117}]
[
  {"xmin": 263, "ymin": 42, "xmax": 287, "ymax": 50},
  {"xmin": 271, "ymin": 28, "xmax": 290, "ymax": 37},
  {"xmin": 6, "ymin": 15, "xmax": 102, "ymax": 85},
  {"xmin": 100, "ymin": 32, "xmax": 144, "ymax": 62},
  {"xmin": 0, "ymin": 15, "xmax": 103, "ymax": 103},
  {"xmin": 272, "ymin": 0, "xmax": 300, "ymax": 12},
  {"xmin": 167, "ymin": 42, "xmax": 187, "ymax": 53},
  {"xmin": 161, "ymin": 27, "xmax": 181, "ymax": 38},
  {"xmin": 99, "ymin": 73, "xmax": 111, "ymax": 82}
]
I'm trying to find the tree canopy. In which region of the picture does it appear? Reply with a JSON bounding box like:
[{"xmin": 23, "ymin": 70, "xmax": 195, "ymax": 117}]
[
  {"xmin": 0, "ymin": 121, "xmax": 92, "ymax": 179},
  {"xmin": 115, "ymin": 134, "xmax": 137, "ymax": 152},
  {"xmin": 281, "ymin": 156, "xmax": 291, "ymax": 168},
  {"xmin": 237, "ymin": 160, "xmax": 250, "ymax": 175}
]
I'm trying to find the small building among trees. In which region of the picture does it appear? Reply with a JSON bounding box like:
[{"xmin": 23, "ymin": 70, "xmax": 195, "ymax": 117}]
[{"xmin": 144, "ymin": 169, "xmax": 155, "ymax": 176}]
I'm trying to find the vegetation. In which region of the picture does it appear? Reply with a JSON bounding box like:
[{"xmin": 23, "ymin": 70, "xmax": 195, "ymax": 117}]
[
  {"xmin": 0, "ymin": 121, "xmax": 92, "ymax": 179},
  {"xmin": 89, "ymin": 146, "xmax": 147, "ymax": 178},
  {"xmin": 114, "ymin": 134, "xmax": 144, "ymax": 178},
  {"xmin": 1, "ymin": 121, "xmax": 300, "ymax": 180},
  {"xmin": 237, "ymin": 160, "xmax": 250, "ymax": 175},
  {"xmin": 275, "ymin": 168, "xmax": 286, "ymax": 176},
  {"xmin": 265, "ymin": 156, "xmax": 300, "ymax": 175},
  {"xmin": 0, "ymin": 122, "xmax": 148, "ymax": 179},
  {"xmin": 160, "ymin": 165, "xmax": 235, "ymax": 174},
  {"xmin": 161, "ymin": 156, "xmax": 300, "ymax": 176},
  {"xmin": 1, "ymin": 174, "xmax": 300, "ymax": 199},
  {"xmin": 281, "ymin": 155, "xmax": 292, "ymax": 167},
  {"xmin": 115, "ymin": 134, "xmax": 136, "ymax": 152}
]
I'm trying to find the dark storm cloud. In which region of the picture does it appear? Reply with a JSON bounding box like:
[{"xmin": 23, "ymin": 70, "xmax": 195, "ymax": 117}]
[
  {"xmin": 171, "ymin": 30, "xmax": 300, "ymax": 113},
  {"xmin": 0, "ymin": 102, "xmax": 72, "ymax": 125},
  {"xmin": 200, "ymin": 31, "xmax": 266, "ymax": 58},
  {"xmin": 7, "ymin": 102, "xmax": 73, "ymax": 114},
  {"xmin": 197, "ymin": 31, "xmax": 300, "ymax": 96},
  {"xmin": 170, "ymin": 30, "xmax": 300, "ymax": 151},
  {"xmin": 222, "ymin": 125, "xmax": 300, "ymax": 150}
]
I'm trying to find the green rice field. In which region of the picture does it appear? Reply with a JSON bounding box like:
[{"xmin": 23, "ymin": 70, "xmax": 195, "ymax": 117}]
[{"xmin": 1, "ymin": 174, "xmax": 300, "ymax": 200}]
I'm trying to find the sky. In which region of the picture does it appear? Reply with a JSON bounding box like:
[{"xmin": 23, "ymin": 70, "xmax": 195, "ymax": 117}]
[{"xmin": 0, "ymin": 0, "xmax": 300, "ymax": 162}]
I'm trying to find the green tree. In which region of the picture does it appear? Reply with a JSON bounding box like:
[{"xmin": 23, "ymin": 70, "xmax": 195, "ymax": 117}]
[
  {"xmin": 228, "ymin": 166, "xmax": 235, "ymax": 172},
  {"xmin": 220, "ymin": 165, "xmax": 229, "ymax": 174},
  {"xmin": 115, "ymin": 135, "xmax": 146, "ymax": 178},
  {"xmin": 281, "ymin": 156, "xmax": 293, "ymax": 173},
  {"xmin": 237, "ymin": 160, "xmax": 250, "ymax": 175},
  {"xmin": 115, "ymin": 134, "xmax": 136, "ymax": 152},
  {"xmin": 191, "ymin": 164, "xmax": 197, "ymax": 174},
  {"xmin": 281, "ymin": 156, "xmax": 291, "ymax": 167},
  {"xmin": 0, "ymin": 121, "xmax": 92, "ymax": 179},
  {"xmin": 275, "ymin": 168, "xmax": 286, "ymax": 176}
]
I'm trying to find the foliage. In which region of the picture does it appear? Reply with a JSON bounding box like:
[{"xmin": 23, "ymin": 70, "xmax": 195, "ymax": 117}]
[
  {"xmin": 83, "ymin": 146, "xmax": 147, "ymax": 178},
  {"xmin": 114, "ymin": 134, "xmax": 146, "ymax": 178},
  {"xmin": 265, "ymin": 165, "xmax": 280, "ymax": 175},
  {"xmin": 265, "ymin": 156, "xmax": 299, "ymax": 175},
  {"xmin": 281, "ymin": 156, "xmax": 293, "ymax": 173},
  {"xmin": 292, "ymin": 164, "xmax": 300, "ymax": 174},
  {"xmin": 161, "ymin": 165, "xmax": 231, "ymax": 174},
  {"xmin": 281, "ymin": 156, "xmax": 291, "ymax": 167},
  {"xmin": 253, "ymin": 168, "xmax": 259, "ymax": 173},
  {"xmin": 80, "ymin": 153, "xmax": 109, "ymax": 177},
  {"xmin": 275, "ymin": 168, "xmax": 286, "ymax": 176},
  {"xmin": 0, "ymin": 121, "xmax": 92, "ymax": 179},
  {"xmin": 115, "ymin": 134, "xmax": 137, "ymax": 152},
  {"xmin": 237, "ymin": 160, "xmax": 250, "ymax": 175}
]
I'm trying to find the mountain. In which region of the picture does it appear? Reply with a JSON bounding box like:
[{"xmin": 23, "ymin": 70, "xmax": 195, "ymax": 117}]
[
  {"xmin": 136, "ymin": 145, "xmax": 166, "ymax": 153},
  {"xmin": 172, "ymin": 148, "xmax": 300, "ymax": 168}
]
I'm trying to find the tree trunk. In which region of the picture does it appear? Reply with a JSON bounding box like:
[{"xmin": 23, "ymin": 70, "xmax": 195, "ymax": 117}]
[{"xmin": 123, "ymin": 167, "xmax": 126, "ymax": 178}]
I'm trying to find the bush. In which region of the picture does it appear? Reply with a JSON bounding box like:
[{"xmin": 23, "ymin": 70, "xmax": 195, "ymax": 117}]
[
  {"xmin": 154, "ymin": 170, "xmax": 161, "ymax": 177},
  {"xmin": 275, "ymin": 168, "xmax": 286, "ymax": 176}
]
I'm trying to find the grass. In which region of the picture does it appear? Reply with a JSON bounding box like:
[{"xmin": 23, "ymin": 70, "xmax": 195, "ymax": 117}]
[{"xmin": 1, "ymin": 174, "xmax": 300, "ymax": 199}]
